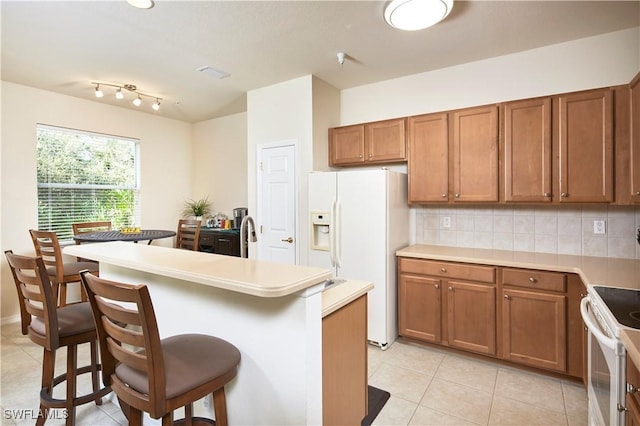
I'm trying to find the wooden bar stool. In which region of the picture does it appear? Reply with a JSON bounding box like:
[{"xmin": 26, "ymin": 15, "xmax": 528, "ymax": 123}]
[
  {"xmin": 29, "ymin": 229, "xmax": 100, "ymax": 306},
  {"xmin": 80, "ymin": 271, "xmax": 241, "ymax": 426},
  {"xmin": 4, "ymin": 250, "xmax": 111, "ymax": 426}
]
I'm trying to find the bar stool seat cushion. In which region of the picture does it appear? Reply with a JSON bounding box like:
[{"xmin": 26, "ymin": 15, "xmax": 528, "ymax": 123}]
[
  {"xmin": 30, "ymin": 302, "xmax": 96, "ymax": 337},
  {"xmin": 45, "ymin": 261, "xmax": 99, "ymax": 281},
  {"xmin": 116, "ymin": 334, "xmax": 241, "ymax": 399}
]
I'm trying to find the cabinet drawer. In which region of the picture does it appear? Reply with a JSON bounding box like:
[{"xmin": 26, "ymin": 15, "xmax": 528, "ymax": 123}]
[
  {"xmin": 399, "ymin": 258, "xmax": 495, "ymax": 283},
  {"xmin": 502, "ymin": 268, "xmax": 566, "ymax": 292},
  {"xmin": 199, "ymin": 234, "xmax": 215, "ymax": 244}
]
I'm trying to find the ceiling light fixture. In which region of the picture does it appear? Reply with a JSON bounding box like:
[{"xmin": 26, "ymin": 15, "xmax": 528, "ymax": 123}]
[
  {"xmin": 337, "ymin": 52, "xmax": 346, "ymax": 66},
  {"xmin": 90, "ymin": 81, "xmax": 162, "ymax": 111},
  {"xmin": 384, "ymin": 0, "xmax": 453, "ymax": 31},
  {"xmin": 126, "ymin": 0, "xmax": 155, "ymax": 9}
]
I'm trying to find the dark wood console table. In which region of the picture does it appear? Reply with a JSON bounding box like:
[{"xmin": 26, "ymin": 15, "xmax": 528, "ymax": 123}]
[{"xmin": 199, "ymin": 228, "xmax": 240, "ymax": 257}]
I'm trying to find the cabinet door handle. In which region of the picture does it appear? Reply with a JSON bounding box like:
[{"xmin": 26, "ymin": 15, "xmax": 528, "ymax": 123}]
[
  {"xmin": 434, "ymin": 284, "xmax": 440, "ymax": 289},
  {"xmin": 529, "ymin": 277, "xmax": 537, "ymax": 283},
  {"xmin": 636, "ymin": 191, "xmax": 640, "ymax": 196},
  {"xmin": 543, "ymin": 192, "xmax": 550, "ymax": 197},
  {"xmin": 441, "ymin": 193, "xmax": 447, "ymax": 198},
  {"xmin": 561, "ymin": 192, "xmax": 568, "ymax": 197},
  {"xmin": 440, "ymin": 267, "xmax": 447, "ymax": 273},
  {"xmin": 628, "ymin": 383, "xmax": 638, "ymax": 394},
  {"xmin": 454, "ymin": 193, "xmax": 460, "ymax": 198},
  {"xmin": 504, "ymin": 294, "xmax": 511, "ymax": 300},
  {"xmin": 448, "ymin": 286, "xmax": 453, "ymax": 291}
]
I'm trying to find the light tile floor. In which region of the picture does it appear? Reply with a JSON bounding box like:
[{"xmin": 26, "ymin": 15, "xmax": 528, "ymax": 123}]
[
  {"xmin": 369, "ymin": 339, "xmax": 588, "ymax": 426},
  {"xmin": 1, "ymin": 321, "xmax": 588, "ymax": 425}
]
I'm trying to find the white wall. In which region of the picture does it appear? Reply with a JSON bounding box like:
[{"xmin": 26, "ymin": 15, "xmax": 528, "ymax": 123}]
[
  {"xmin": 192, "ymin": 112, "xmax": 248, "ymax": 220},
  {"xmin": 339, "ymin": 27, "xmax": 640, "ymax": 258},
  {"xmin": 246, "ymin": 75, "xmax": 341, "ymax": 264},
  {"xmin": 340, "ymin": 28, "xmax": 640, "ymax": 124},
  {"xmin": 246, "ymin": 76, "xmax": 313, "ymax": 262},
  {"xmin": 1, "ymin": 81, "xmax": 193, "ymax": 321},
  {"xmin": 311, "ymin": 77, "xmax": 341, "ymax": 172}
]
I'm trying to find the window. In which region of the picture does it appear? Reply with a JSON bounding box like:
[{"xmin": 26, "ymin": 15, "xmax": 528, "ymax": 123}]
[{"xmin": 36, "ymin": 124, "xmax": 140, "ymax": 241}]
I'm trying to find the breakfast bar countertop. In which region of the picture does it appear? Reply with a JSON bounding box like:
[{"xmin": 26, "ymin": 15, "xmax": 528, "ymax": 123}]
[
  {"xmin": 64, "ymin": 241, "xmax": 333, "ymax": 298},
  {"xmin": 396, "ymin": 244, "xmax": 640, "ymax": 291}
]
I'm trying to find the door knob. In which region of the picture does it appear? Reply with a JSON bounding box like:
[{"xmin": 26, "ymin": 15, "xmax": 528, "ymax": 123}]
[{"xmin": 281, "ymin": 237, "xmax": 294, "ymax": 243}]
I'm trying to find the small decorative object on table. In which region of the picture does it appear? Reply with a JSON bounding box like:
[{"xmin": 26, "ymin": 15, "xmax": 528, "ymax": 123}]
[
  {"xmin": 211, "ymin": 212, "xmax": 228, "ymax": 228},
  {"xmin": 120, "ymin": 227, "xmax": 141, "ymax": 234}
]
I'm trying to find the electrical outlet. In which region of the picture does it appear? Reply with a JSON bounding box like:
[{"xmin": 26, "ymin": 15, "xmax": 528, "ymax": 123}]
[
  {"xmin": 593, "ymin": 220, "xmax": 606, "ymax": 235},
  {"xmin": 443, "ymin": 216, "xmax": 451, "ymax": 228}
]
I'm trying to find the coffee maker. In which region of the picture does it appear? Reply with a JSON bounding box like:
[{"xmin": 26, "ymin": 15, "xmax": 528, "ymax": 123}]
[{"xmin": 233, "ymin": 207, "xmax": 248, "ymax": 229}]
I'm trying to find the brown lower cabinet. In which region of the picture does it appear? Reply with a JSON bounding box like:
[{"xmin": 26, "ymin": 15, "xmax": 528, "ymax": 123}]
[
  {"xmin": 628, "ymin": 356, "xmax": 640, "ymax": 426},
  {"xmin": 398, "ymin": 257, "xmax": 586, "ymax": 380},
  {"xmin": 501, "ymin": 268, "xmax": 567, "ymax": 372},
  {"xmin": 398, "ymin": 258, "xmax": 497, "ymax": 356},
  {"xmin": 322, "ymin": 295, "xmax": 368, "ymax": 425}
]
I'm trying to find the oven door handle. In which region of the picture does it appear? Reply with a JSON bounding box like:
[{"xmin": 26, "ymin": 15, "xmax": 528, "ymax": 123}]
[{"xmin": 580, "ymin": 297, "xmax": 617, "ymax": 351}]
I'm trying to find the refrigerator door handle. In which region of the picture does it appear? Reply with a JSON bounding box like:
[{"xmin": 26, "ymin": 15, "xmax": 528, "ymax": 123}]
[
  {"xmin": 335, "ymin": 199, "xmax": 342, "ymax": 268},
  {"xmin": 330, "ymin": 198, "xmax": 337, "ymax": 267}
]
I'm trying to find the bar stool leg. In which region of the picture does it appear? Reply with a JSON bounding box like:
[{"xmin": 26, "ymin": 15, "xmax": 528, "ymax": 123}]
[
  {"xmin": 37, "ymin": 349, "xmax": 55, "ymax": 426},
  {"xmin": 212, "ymin": 389, "xmax": 228, "ymax": 426},
  {"xmin": 66, "ymin": 345, "xmax": 77, "ymax": 426},
  {"xmin": 89, "ymin": 341, "xmax": 102, "ymax": 405}
]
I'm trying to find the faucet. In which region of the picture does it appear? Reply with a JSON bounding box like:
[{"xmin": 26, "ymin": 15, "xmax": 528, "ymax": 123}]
[{"xmin": 240, "ymin": 215, "xmax": 257, "ymax": 258}]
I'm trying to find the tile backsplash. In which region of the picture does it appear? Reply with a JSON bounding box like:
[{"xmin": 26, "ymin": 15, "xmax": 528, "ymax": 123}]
[{"xmin": 414, "ymin": 205, "xmax": 640, "ymax": 259}]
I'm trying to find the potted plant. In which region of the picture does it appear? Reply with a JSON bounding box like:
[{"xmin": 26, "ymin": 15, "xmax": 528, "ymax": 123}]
[{"xmin": 182, "ymin": 197, "xmax": 212, "ymax": 220}]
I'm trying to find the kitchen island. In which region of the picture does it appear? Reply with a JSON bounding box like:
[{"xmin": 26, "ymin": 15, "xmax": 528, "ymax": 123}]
[{"xmin": 64, "ymin": 241, "xmax": 373, "ymax": 425}]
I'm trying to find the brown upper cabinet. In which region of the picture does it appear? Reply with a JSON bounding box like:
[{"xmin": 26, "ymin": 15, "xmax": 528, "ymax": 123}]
[
  {"xmin": 329, "ymin": 118, "xmax": 406, "ymax": 166},
  {"xmin": 407, "ymin": 112, "xmax": 449, "ymax": 202},
  {"xmin": 503, "ymin": 97, "xmax": 553, "ymax": 202},
  {"xmin": 502, "ymin": 88, "xmax": 615, "ymax": 204},
  {"xmin": 557, "ymin": 88, "xmax": 614, "ymax": 203},
  {"xmin": 452, "ymin": 105, "xmax": 499, "ymax": 202},
  {"xmin": 629, "ymin": 73, "xmax": 640, "ymax": 202},
  {"xmin": 408, "ymin": 106, "xmax": 498, "ymax": 203}
]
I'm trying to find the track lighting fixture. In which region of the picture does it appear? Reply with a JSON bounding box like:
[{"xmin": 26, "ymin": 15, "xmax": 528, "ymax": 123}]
[{"xmin": 90, "ymin": 81, "xmax": 162, "ymax": 111}]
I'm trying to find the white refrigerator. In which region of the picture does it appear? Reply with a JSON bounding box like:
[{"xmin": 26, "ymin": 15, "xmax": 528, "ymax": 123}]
[{"xmin": 307, "ymin": 169, "xmax": 409, "ymax": 349}]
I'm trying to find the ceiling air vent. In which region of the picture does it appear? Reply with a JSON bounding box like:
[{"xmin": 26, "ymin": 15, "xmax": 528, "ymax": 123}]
[{"xmin": 197, "ymin": 66, "xmax": 230, "ymax": 80}]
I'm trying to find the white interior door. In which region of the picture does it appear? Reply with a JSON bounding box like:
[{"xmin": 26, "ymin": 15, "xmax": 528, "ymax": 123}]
[{"xmin": 257, "ymin": 143, "xmax": 296, "ymax": 264}]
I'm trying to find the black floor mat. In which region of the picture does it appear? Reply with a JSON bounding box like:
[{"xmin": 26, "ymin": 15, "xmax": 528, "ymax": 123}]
[{"xmin": 361, "ymin": 385, "xmax": 391, "ymax": 426}]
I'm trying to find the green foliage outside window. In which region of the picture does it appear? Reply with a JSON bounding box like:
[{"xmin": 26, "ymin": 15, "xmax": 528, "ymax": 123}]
[{"xmin": 37, "ymin": 125, "xmax": 140, "ymax": 240}]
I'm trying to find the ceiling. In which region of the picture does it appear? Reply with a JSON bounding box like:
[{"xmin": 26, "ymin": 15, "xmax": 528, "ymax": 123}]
[{"xmin": 2, "ymin": 1, "xmax": 639, "ymax": 123}]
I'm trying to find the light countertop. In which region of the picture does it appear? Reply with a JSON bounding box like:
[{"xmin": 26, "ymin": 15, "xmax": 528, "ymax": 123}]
[
  {"xmin": 65, "ymin": 241, "xmax": 333, "ymax": 298},
  {"xmin": 321, "ymin": 279, "xmax": 374, "ymax": 318},
  {"xmin": 396, "ymin": 244, "xmax": 640, "ymax": 290}
]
